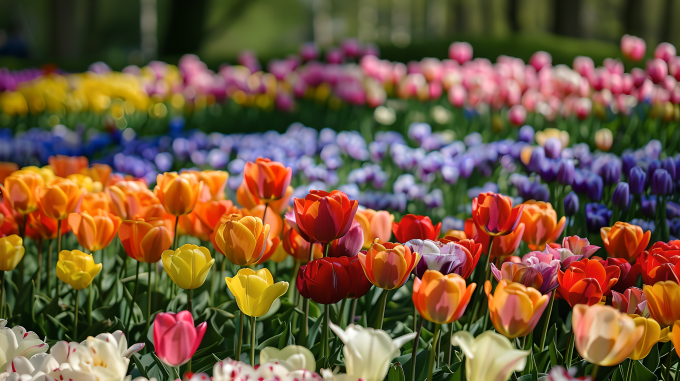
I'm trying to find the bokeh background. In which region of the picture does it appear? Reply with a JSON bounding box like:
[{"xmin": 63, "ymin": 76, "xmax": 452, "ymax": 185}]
[{"xmin": 1, "ymin": 0, "xmax": 680, "ymax": 70}]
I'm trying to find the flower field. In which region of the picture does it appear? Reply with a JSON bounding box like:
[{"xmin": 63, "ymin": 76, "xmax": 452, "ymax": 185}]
[{"xmin": 0, "ymin": 35, "xmax": 678, "ymax": 381}]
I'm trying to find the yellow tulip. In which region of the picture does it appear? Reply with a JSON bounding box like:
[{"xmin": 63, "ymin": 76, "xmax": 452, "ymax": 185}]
[
  {"xmin": 161, "ymin": 244, "xmax": 214, "ymax": 290},
  {"xmin": 213, "ymin": 215, "xmax": 270, "ymax": 266},
  {"xmin": 21, "ymin": 166, "xmax": 55, "ymax": 184},
  {"xmin": 628, "ymin": 315, "xmax": 670, "ymax": 360},
  {"xmin": 67, "ymin": 174, "xmax": 102, "ymax": 193},
  {"xmin": 56, "ymin": 250, "xmax": 102, "ymax": 290},
  {"xmin": 3, "ymin": 170, "xmax": 44, "ymax": 214},
  {"xmin": 0, "ymin": 235, "xmax": 25, "ymax": 271},
  {"xmin": 225, "ymin": 268, "xmax": 288, "ymax": 317}
]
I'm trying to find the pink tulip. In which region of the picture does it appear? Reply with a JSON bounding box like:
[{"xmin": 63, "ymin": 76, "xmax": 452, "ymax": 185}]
[
  {"xmin": 621, "ymin": 73, "xmax": 634, "ymax": 94},
  {"xmin": 448, "ymin": 84, "xmax": 467, "ymax": 107},
  {"xmin": 654, "ymin": 42, "xmax": 677, "ymax": 63},
  {"xmin": 530, "ymin": 51, "xmax": 552, "ymax": 72},
  {"xmin": 575, "ymin": 97, "xmax": 592, "ymax": 120},
  {"xmin": 154, "ymin": 311, "xmax": 207, "ymax": 367},
  {"xmin": 299, "ymin": 43, "xmax": 318, "ymax": 61},
  {"xmin": 631, "ymin": 67, "xmax": 647, "ymax": 87},
  {"xmin": 326, "ymin": 48, "xmax": 343, "ymax": 64},
  {"xmin": 589, "ymin": 68, "xmax": 610, "ymax": 91},
  {"xmin": 508, "ymin": 104, "xmax": 527, "ymax": 126},
  {"xmin": 573, "ymin": 56, "xmax": 594, "ymax": 79},
  {"xmin": 621, "ymin": 35, "xmax": 646, "ymax": 62},
  {"xmin": 604, "ymin": 58, "xmax": 624, "ymax": 75},
  {"xmin": 449, "ymin": 42, "xmax": 473, "ymax": 65},
  {"xmin": 647, "ymin": 58, "xmax": 668, "ymax": 84}
]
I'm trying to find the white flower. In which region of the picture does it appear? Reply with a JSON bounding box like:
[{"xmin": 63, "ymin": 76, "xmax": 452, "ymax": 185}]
[
  {"xmin": 44, "ymin": 338, "xmax": 130, "ymax": 381},
  {"xmin": 2, "ymin": 354, "xmax": 55, "ymax": 381},
  {"xmin": 213, "ymin": 358, "xmax": 322, "ymax": 381},
  {"xmin": 0, "ymin": 320, "xmax": 49, "ymax": 371},
  {"xmin": 328, "ymin": 323, "xmax": 416, "ymax": 381},
  {"xmin": 93, "ymin": 331, "xmax": 144, "ymax": 359},
  {"xmin": 260, "ymin": 345, "xmax": 316, "ymax": 372},
  {"xmin": 451, "ymin": 331, "xmax": 529, "ymax": 381}
]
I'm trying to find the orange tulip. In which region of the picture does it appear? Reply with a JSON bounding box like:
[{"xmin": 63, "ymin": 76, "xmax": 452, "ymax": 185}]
[
  {"xmin": 464, "ymin": 218, "xmax": 525, "ymax": 257},
  {"xmin": 353, "ymin": 209, "xmax": 394, "ymax": 249},
  {"xmin": 3, "ymin": 170, "xmax": 44, "ymax": 214},
  {"xmin": 26, "ymin": 210, "xmax": 66, "ymax": 241},
  {"xmin": 213, "ymin": 214, "xmax": 271, "ymax": 266},
  {"xmin": 38, "ymin": 178, "xmax": 86, "ymax": 220},
  {"xmin": 519, "ymin": 201, "xmax": 566, "ymax": 251},
  {"xmin": 485, "ymin": 280, "xmax": 550, "ymax": 339},
  {"xmin": 139, "ymin": 203, "xmax": 176, "ymax": 236},
  {"xmin": 0, "ymin": 203, "xmax": 18, "ymax": 237},
  {"xmin": 80, "ymin": 164, "xmax": 112, "ymax": 187},
  {"xmin": 472, "ymin": 192, "xmax": 523, "ymax": 237},
  {"xmin": 281, "ymin": 228, "xmax": 323, "ymax": 263},
  {"xmin": 413, "ymin": 270, "xmax": 475, "ymax": 324},
  {"xmin": 236, "ymin": 181, "xmax": 293, "ymax": 215},
  {"xmin": 252, "ymin": 236, "xmax": 281, "ymax": 265},
  {"xmin": 81, "ymin": 192, "xmax": 109, "ymax": 213},
  {"xmin": 48, "ymin": 155, "xmax": 88, "ymax": 177},
  {"xmin": 0, "ymin": 162, "xmax": 18, "ymax": 184},
  {"xmin": 66, "ymin": 174, "xmax": 101, "ymax": 193},
  {"xmin": 177, "ymin": 212, "xmax": 211, "ymax": 241},
  {"xmin": 557, "ymin": 258, "xmax": 620, "ymax": 307},
  {"xmin": 243, "ymin": 158, "xmax": 292, "ymax": 202},
  {"xmin": 193, "ymin": 170, "xmax": 229, "ymax": 201},
  {"xmin": 107, "ymin": 180, "xmax": 159, "ymax": 219},
  {"xmin": 242, "ymin": 204, "xmax": 283, "ymax": 238},
  {"xmin": 119, "ymin": 217, "xmax": 173, "ymax": 263},
  {"xmin": 601, "ymin": 221, "xmax": 651, "ymax": 262},
  {"xmin": 193, "ymin": 200, "xmax": 240, "ymax": 231},
  {"xmin": 155, "ymin": 172, "xmax": 203, "ymax": 217},
  {"xmin": 357, "ymin": 241, "xmax": 420, "ymax": 290},
  {"xmin": 670, "ymin": 321, "xmax": 680, "ymax": 358},
  {"xmin": 68, "ymin": 210, "xmax": 121, "ymax": 252},
  {"xmin": 643, "ymin": 281, "xmax": 680, "ymax": 327},
  {"xmin": 293, "ymin": 190, "xmax": 358, "ymax": 244}
]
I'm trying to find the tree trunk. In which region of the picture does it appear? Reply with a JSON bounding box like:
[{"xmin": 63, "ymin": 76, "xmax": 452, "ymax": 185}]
[
  {"xmin": 49, "ymin": 0, "xmax": 78, "ymax": 59},
  {"xmin": 660, "ymin": 0, "xmax": 675, "ymax": 43},
  {"xmin": 553, "ymin": 0, "xmax": 582, "ymax": 38},
  {"xmin": 161, "ymin": 0, "xmax": 209, "ymax": 56},
  {"xmin": 508, "ymin": 0, "xmax": 520, "ymax": 33},
  {"xmin": 623, "ymin": 0, "xmax": 644, "ymax": 37}
]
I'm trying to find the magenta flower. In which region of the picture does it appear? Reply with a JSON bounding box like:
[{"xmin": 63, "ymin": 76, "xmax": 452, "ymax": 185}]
[{"xmin": 153, "ymin": 311, "xmax": 207, "ymax": 367}]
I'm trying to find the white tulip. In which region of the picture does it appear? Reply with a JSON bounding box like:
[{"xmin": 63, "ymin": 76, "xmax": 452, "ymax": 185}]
[
  {"xmin": 213, "ymin": 358, "xmax": 322, "ymax": 381},
  {"xmin": 451, "ymin": 331, "xmax": 529, "ymax": 381},
  {"xmin": 260, "ymin": 345, "xmax": 316, "ymax": 372},
  {"xmin": 2, "ymin": 354, "xmax": 55, "ymax": 381},
  {"xmin": 93, "ymin": 331, "xmax": 144, "ymax": 359},
  {"xmin": 0, "ymin": 321, "xmax": 48, "ymax": 371},
  {"xmin": 328, "ymin": 323, "xmax": 416, "ymax": 381}
]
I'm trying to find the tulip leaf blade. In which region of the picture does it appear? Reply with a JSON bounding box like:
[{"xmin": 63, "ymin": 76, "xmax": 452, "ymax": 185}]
[
  {"xmin": 132, "ymin": 353, "xmax": 149, "ymax": 380},
  {"xmin": 307, "ymin": 316, "xmax": 323, "ymax": 347},
  {"xmin": 151, "ymin": 352, "xmax": 171, "ymax": 381},
  {"xmin": 633, "ymin": 360, "xmax": 656, "ymax": 381},
  {"xmin": 256, "ymin": 332, "xmax": 282, "ymax": 350},
  {"xmin": 387, "ymin": 362, "xmax": 406, "ymax": 381},
  {"xmin": 643, "ymin": 341, "xmax": 659, "ymax": 371}
]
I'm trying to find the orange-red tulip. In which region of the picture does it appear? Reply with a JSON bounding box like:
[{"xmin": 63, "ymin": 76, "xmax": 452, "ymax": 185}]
[
  {"xmin": 3, "ymin": 170, "xmax": 44, "ymax": 214},
  {"xmin": 243, "ymin": 158, "xmax": 292, "ymax": 202},
  {"xmin": 177, "ymin": 212, "xmax": 211, "ymax": 242},
  {"xmin": 26, "ymin": 210, "xmax": 65, "ymax": 241},
  {"xmin": 0, "ymin": 203, "xmax": 18, "ymax": 237},
  {"xmin": 281, "ymin": 228, "xmax": 323, "ymax": 263},
  {"xmin": 107, "ymin": 180, "xmax": 159, "ymax": 219},
  {"xmin": 519, "ymin": 201, "xmax": 565, "ymax": 251},
  {"xmin": 354, "ymin": 209, "xmax": 394, "ymax": 248},
  {"xmin": 557, "ymin": 258, "xmax": 620, "ymax": 307},
  {"xmin": 80, "ymin": 163, "xmax": 112, "ymax": 187},
  {"xmin": 358, "ymin": 241, "xmax": 420, "ymax": 290},
  {"xmin": 193, "ymin": 200, "xmax": 240, "ymax": 231},
  {"xmin": 155, "ymin": 172, "xmax": 203, "ymax": 217},
  {"xmin": 293, "ymin": 190, "xmax": 358, "ymax": 244},
  {"xmin": 194, "ymin": 170, "xmax": 229, "ymax": 201},
  {"xmin": 48, "ymin": 155, "xmax": 88, "ymax": 177},
  {"xmin": 485, "ymin": 280, "xmax": 549, "ymax": 339},
  {"xmin": 601, "ymin": 221, "xmax": 651, "ymax": 262},
  {"xmin": 119, "ymin": 217, "xmax": 173, "ymax": 263},
  {"xmin": 68, "ymin": 210, "xmax": 121, "ymax": 252},
  {"xmin": 236, "ymin": 181, "xmax": 293, "ymax": 215},
  {"xmin": 81, "ymin": 192, "xmax": 109, "ymax": 213},
  {"xmin": 464, "ymin": 218, "xmax": 525, "ymax": 257},
  {"xmin": 413, "ymin": 270, "xmax": 475, "ymax": 324},
  {"xmin": 38, "ymin": 178, "xmax": 85, "ymax": 220},
  {"xmin": 472, "ymin": 192, "xmax": 523, "ymax": 237}
]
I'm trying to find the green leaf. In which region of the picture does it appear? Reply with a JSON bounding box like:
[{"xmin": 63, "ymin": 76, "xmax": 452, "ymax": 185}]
[
  {"xmin": 132, "ymin": 354, "xmax": 149, "ymax": 379},
  {"xmin": 643, "ymin": 342, "xmax": 659, "ymax": 372},
  {"xmin": 256, "ymin": 333, "xmax": 282, "ymax": 350},
  {"xmin": 633, "ymin": 360, "xmax": 656, "ymax": 381},
  {"xmin": 387, "ymin": 362, "xmax": 406, "ymax": 381},
  {"xmin": 517, "ymin": 375, "xmax": 534, "ymax": 381},
  {"xmin": 307, "ymin": 316, "xmax": 323, "ymax": 348},
  {"xmin": 151, "ymin": 353, "xmax": 171, "ymax": 381},
  {"xmin": 394, "ymin": 345, "xmax": 429, "ymax": 381},
  {"xmin": 277, "ymin": 322, "xmax": 290, "ymax": 349}
]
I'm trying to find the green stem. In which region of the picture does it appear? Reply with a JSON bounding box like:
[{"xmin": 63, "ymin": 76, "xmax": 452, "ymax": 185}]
[
  {"xmin": 146, "ymin": 262, "xmax": 152, "ymax": 333},
  {"xmin": 173, "ymin": 216, "xmax": 179, "ymax": 251},
  {"xmin": 375, "ymin": 289, "xmax": 389, "ymax": 329},
  {"xmin": 323, "ymin": 305, "xmax": 330, "ymax": 363},
  {"xmin": 427, "ymin": 324, "xmax": 441, "ymax": 381},
  {"xmin": 188, "ymin": 288, "xmax": 193, "ymax": 315},
  {"xmin": 126, "ymin": 261, "xmax": 141, "ymax": 336},
  {"xmin": 36, "ymin": 240, "xmax": 43, "ymax": 294},
  {"xmin": 236, "ymin": 311, "xmax": 244, "ymax": 361},
  {"xmin": 565, "ymin": 331, "xmax": 575, "ymax": 368},
  {"xmin": 447, "ymin": 322, "xmax": 454, "ymax": 366},
  {"xmin": 88, "ymin": 283, "xmax": 93, "ymax": 325},
  {"xmin": 626, "ymin": 359, "xmax": 634, "ymax": 381},
  {"xmin": 591, "ymin": 364, "xmax": 599, "ymax": 379},
  {"xmin": 411, "ymin": 316, "xmax": 424, "ymax": 381},
  {"xmin": 539, "ymin": 291, "xmax": 556, "ymax": 350},
  {"xmin": 472, "ymin": 236, "xmax": 494, "ymax": 322},
  {"xmin": 250, "ymin": 315, "xmax": 257, "ymax": 366},
  {"xmin": 666, "ymin": 345, "xmax": 674, "ymax": 381},
  {"xmin": 323, "ymin": 242, "xmax": 329, "ymax": 258},
  {"xmin": 47, "ymin": 240, "xmax": 52, "ymax": 298},
  {"xmin": 289, "ymin": 260, "xmax": 301, "ymax": 303},
  {"xmin": 347, "ymin": 298, "xmax": 357, "ymax": 328},
  {"xmin": 74, "ymin": 289, "xmax": 79, "ymax": 340}
]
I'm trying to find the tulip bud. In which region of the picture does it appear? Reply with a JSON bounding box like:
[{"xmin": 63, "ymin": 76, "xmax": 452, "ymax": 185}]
[
  {"xmin": 485, "ymin": 280, "xmax": 549, "ymax": 339},
  {"xmin": 214, "ymin": 215, "xmax": 270, "ymax": 266},
  {"xmin": 225, "ymin": 268, "xmax": 288, "ymax": 317},
  {"xmin": 56, "ymin": 250, "xmax": 102, "ymax": 290},
  {"xmin": 594, "ymin": 128, "xmax": 614, "ymax": 151},
  {"xmin": 662, "ymin": 157, "xmax": 677, "ymax": 181},
  {"xmin": 328, "ymin": 223, "xmax": 363, "ymax": 257},
  {"xmin": 556, "ymin": 159, "xmax": 575, "ymax": 185},
  {"xmin": 449, "ymin": 42, "xmax": 473, "ymax": 64},
  {"xmin": 518, "ymin": 125, "xmax": 534, "ymax": 143},
  {"xmin": 647, "ymin": 58, "xmax": 668, "ymax": 84},
  {"xmin": 612, "ymin": 182, "xmax": 630, "ymax": 209},
  {"xmin": 451, "ymin": 331, "xmax": 529, "ymax": 381},
  {"xmin": 413, "ymin": 270, "xmax": 475, "ymax": 324},
  {"xmin": 563, "ymin": 191, "xmax": 579, "ymax": 217},
  {"xmin": 629, "ymin": 166, "xmax": 647, "ymax": 194},
  {"xmin": 153, "ymin": 311, "xmax": 207, "ymax": 367},
  {"xmin": 162, "ymin": 244, "xmax": 215, "ymax": 290},
  {"xmin": 155, "ymin": 172, "xmax": 203, "ymax": 217},
  {"xmin": 651, "ymin": 168, "xmax": 674, "ymax": 195},
  {"xmin": 3, "ymin": 171, "xmax": 43, "ymax": 215},
  {"xmin": 508, "ymin": 105, "xmax": 527, "ymax": 126},
  {"xmin": 530, "ymin": 51, "xmax": 552, "ymax": 71},
  {"xmin": 0, "ymin": 235, "xmax": 24, "ymax": 271}
]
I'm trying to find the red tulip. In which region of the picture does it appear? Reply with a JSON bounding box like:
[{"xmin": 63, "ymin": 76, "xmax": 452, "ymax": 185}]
[
  {"xmin": 636, "ymin": 240, "xmax": 680, "ymax": 285},
  {"xmin": 472, "ymin": 192, "xmax": 523, "ymax": 237},
  {"xmin": 599, "ymin": 257, "xmax": 642, "ymax": 294},
  {"xmin": 557, "ymin": 258, "xmax": 620, "ymax": 307},
  {"xmin": 293, "ymin": 190, "xmax": 358, "ymax": 244},
  {"xmin": 392, "ymin": 214, "xmax": 441, "ymax": 243},
  {"xmin": 296, "ymin": 257, "xmax": 370, "ymax": 304}
]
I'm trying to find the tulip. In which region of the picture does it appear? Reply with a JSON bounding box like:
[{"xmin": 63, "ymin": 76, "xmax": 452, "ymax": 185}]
[
  {"xmin": 243, "ymin": 158, "xmax": 292, "ymax": 202},
  {"xmin": 241, "ymin": 204, "xmax": 283, "ymax": 238},
  {"xmin": 392, "ymin": 214, "xmax": 441, "ymax": 243},
  {"xmin": 449, "ymin": 42, "xmax": 472, "ymax": 64},
  {"xmin": 670, "ymin": 321, "xmax": 680, "ymax": 359},
  {"xmin": 194, "ymin": 170, "xmax": 229, "ymax": 201},
  {"xmin": 81, "ymin": 192, "xmax": 109, "ymax": 212},
  {"xmin": 612, "ymin": 182, "xmax": 630, "ymax": 209},
  {"xmin": 0, "ymin": 321, "xmax": 48, "ymax": 371},
  {"xmin": 297, "ymin": 257, "xmax": 351, "ymax": 305},
  {"xmin": 491, "ymin": 254, "xmax": 560, "ymax": 295},
  {"xmin": 358, "ymin": 241, "xmax": 420, "ymax": 291},
  {"xmin": 119, "ymin": 218, "xmax": 173, "ymax": 263},
  {"xmin": 293, "ymin": 190, "xmax": 358, "ymax": 244},
  {"xmin": 282, "ymin": 227, "xmax": 323, "ymax": 263},
  {"xmin": 408, "ymin": 238, "xmax": 481, "ymax": 279},
  {"xmin": 572, "ymin": 304, "xmax": 644, "ymax": 366},
  {"xmin": 628, "ymin": 315, "xmax": 670, "ymax": 360},
  {"xmin": 153, "ymin": 311, "xmax": 207, "ymax": 367},
  {"xmin": 329, "ymin": 323, "xmax": 416, "ymax": 381},
  {"xmin": 353, "ymin": 209, "xmax": 394, "ymax": 248},
  {"xmin": 107, "ymin": 181, "xmax": 159, "ymax": 220},
  {"xmin": 80, "ymin": 163, "xmax": 112, "ymax": 187},
  {"xmin": 508, "ymin": 104, "xmax": 527, "ymax": 126},
  {"xmin": 162, "ymin": 244, "xmax": 214, "ymax": 290},
  {"xmin": 68, "ymin": 210, "xmax": 121, "ymax": 252},
  {"xmin": 602, "ymin": 257, "xmax": 641, "ymax": 294},
  {"xmin": 3, "ymin": 170, "xmax": 44, "ymax": 215},
  {"xmin": 193, "ymin": 199, "xmax": 240, "ymax": 231},
  {"xmin": 601, "ymin": 221, "xmax": 651, "ymax": 262},
  {"xmin": 485, "ymin": 280, "xmax": 549, "ymax": 339},
  {"xmin": 21, "ymin": 165, "xmax": 54, "ymax": 184},
  {"xmin": 651, "ymin": 168, "xmax": 674, "ymax": 195},
  {"xmin": 0, "ymin": 163, "xmax": 18, "ymax": 185},
  {"xmin": 629, "ymin": 166, "xmax": 646, "ymax": 195},
  {"xmin": 557, "ymin": 258, "xmax": 620, "ymax": 307},
  {"xmin": 643, "ymin": 281, "xmax": 680, "ymax": 327},
  {"xmin": 519, "ymin": 201, "xmax": 566, "ymax": 251},
  {"xmin": 0, "ymin": 235, "xmax": 24, "ymax": 271},
  {"xmin": 48, "ymin": 155, "xmax": 88, "ymax": 177},
  {"xmin": 636, "ymin": 240, "xmax": 680, "ymax": 284},
  {"xmin": 327, "ymin": 223, "xmax": 363, "ymax": 258},
  {"xmin": 612, "ymin": 287, "xmax": 648, "ymax": 316},
  {"xmin": 56, "ymin": 250, "xmax": 102, "ymax": 290},
  {"xmin": 177, "ymin": 211, "xmax": 211, "ymax": 241},
  {"xmin": 213, "ymin": 214, "xmax": 270, "ymax": 266},
  {"xmin": 38, "ymin": 178, "xmax": 85, "ymax": 221},
  {"xmin": 472, "ymin": 192, "xmax": 523, "ymax": 237},
  {"xmin": 26, "ymin": 210, "xmax": 62, "ymax": 240},
  {"xmin": 260, "ymin": 345, "xmax": 316, "ymax": 372},
  {"xmin": 67, "ymin": 174, "xmax": 102, "ymax": 193},
  {"xmin": 451, "ymin": 330, "xmax": 529, "ymax": 381},
  {"xmin": 466, "ymin": 219, "xmax": 526, "ymax": 258},
  {"xmin": 154, "ymin": 172, "xmax": 203, "ymax": 217},
  {"xmin": 213, "ymin": 358, "xmax": 320, "ymax": 381},
  {"xmin": 561, "ymin": 235, "xmax": 600, "ymax": 258},
  {"xmin": 413, "ymin": 270, "xmax": 475, "ymax": 324},
  {"xmin": 594, "ymin": 128, "xmax": 613, "ymax": 151},
  {"xmin": 226, "ymin": 268, "xmax": 288, "ymax": 317},
  {"xmin": 564, "ymin": 192, "xmax": 579, "ymax": 217},
  {"xmin": 236, "ymin": 181, "xmax": 293, "ymax": 215}
]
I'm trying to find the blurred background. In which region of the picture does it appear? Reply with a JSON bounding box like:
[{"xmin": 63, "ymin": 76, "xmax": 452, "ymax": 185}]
[{"xmin": 1, "ymin": 0, "xmax": 679, "ymax": 70}]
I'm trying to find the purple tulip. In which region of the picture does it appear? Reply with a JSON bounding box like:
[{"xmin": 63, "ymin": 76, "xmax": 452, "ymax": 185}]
[
  {"xmin": 424, "ymin": 189, "xmax": 444, "ymax": 208},
  {"xmin": 528, "ymin": 146, "xmax": 546, "ymax": 173},
  {"xmin": 539, "ymin": 160, "xmax": 559, "ymax": 183},
  {"xmin": 491, "ymin": 252, "xmax": 560, "ymax": 295},
  {"xmin": 442, "ymin": 165, "xmax": 460, "ymax": 185},
  {"xmin": 642, "ymin": 195, "xmax": 657, "ymax": 218},
  {"xmin": 407, "ymin": 239, "xmax": 475, "ymax": 278},
  {"xmin": 598, "ymin": 159, "xmax": 622, "ymax": 185},
  {"xmin": 586, "ymin": 203, "xmax": 612, "ymax": 233},
  {"xmin": 557, "ymin": 159, "xmax": 575, "ymax": 185},
  {"xmin": 544, "ymin": 137, "xmax": 562, "ymax": 159},
  {"xmin": 662, "ymin": 157, "xmax": 677, "ymax": 181},
  {"xmin": 612, "ymin": 182, "xmax": 630, "ymax": 209},
  {"xmin": 564, "ymin": 191, "xmax": 579, "ymax": 217},
  {"xmin": 651, "ymin": 168, "xmax": 674, "ymax": 195},
  {"xmin": 408, "ymin": 123, "xmax": 432, "ymax": 145},
  {"xmin": 622, "ymin": 153, "xmax": 637, "ymax": 177},
  {"xmin": 518, "ymin": 125, "xmax": 535, "ymax": 143},
  {"xmin": 586, "ymin": 173, "xmax": 604, "ymax": 202},
  {"xmin": 629, "ymin": 166, "xmax": 647, "ymax": 195}
]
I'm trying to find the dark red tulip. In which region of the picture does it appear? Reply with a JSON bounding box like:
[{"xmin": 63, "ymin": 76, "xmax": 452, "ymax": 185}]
[
  {"xmin": 599, "ymin": 257, "xmax": 641, "ymax": 295},
  {"xmin": 392, "ymin": 214, "xmax": 441, "ymax": 243},
  {"xmin": 297, "ymin": 257, "xmax": 350, "ymax": 304},
  {"xmin": 345, "ymin": 256, "xmax": 372, "ymax": 299},
  {"xmin": 293, "ymin": 190, "xmax": 359, "ymax": 244},
  {"xmin": 636, "ymin": 240, "xmax": 680, "ymax": 285}
]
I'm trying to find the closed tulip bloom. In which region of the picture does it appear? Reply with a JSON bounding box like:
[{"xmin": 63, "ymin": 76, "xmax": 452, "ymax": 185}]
[
  {"xmin": 408, "ymin": 238, "xmax": 481, "ymax": 279},
  {"xmin": 629, "ymin": 166, "xmax": 646, "ymax": 195},
  {"xmin": 297, "ymin": 257, "xmax": 352, "ymax": 304},
  {"xmin": 328, "ymin": 223, "xmax": 363, "ymax": 258},
  {"xmin": 162, "ymin": 244, "xmax": 215, "ymax": 290},
  {"xmin": 293, "ymin": 190, "xmax": 358, "ymax": 244},
  {"xmin": 413, "ymin": 270, "xmax": 475, "ymax": 324},
  {"xmin": 643, "ymin": 281, "xmax": 680, "ymax": 327},
  {"xmin": 451, "ymin": 331, "xmax": 529, "ymax": 381},
  {"xmin": 81, "ymin": 192, "xmax": 109, "ymax": 213},
  {"xmin": 155, "ymin": 172, "xmax": 203, "ymax": 216},
  {"xmin": 195, "ymin": 170, "xmax": 229, "ymax": 201},
  {"xmin": 107, "ymin": 180, "xmax": 159, "ymax": 220},
  {"xmin": 358, "ymin": 241, "xmax": 420, "ymax": 290},
  {"xmin": 48, "ymin": 155, "xmax": 88, "ymax": 177},
  {"xmin": 485, "ymin": 280, "xmax": 549, "ymax": 339},
  {"xmin": 236, "ymin": 181, "xmax": 293, "ymax": 215},
  {"xmin": 628, "ymin": 316, "xmax": 670, "ymax": 360},
  {"xmin": 472, "ymin": 192, "xmax": 524, "ymax": 236},
  {"xmin": 21, "ymin": 165, "xmax": 55, "ymax": 184},
  {"xmin": 260, "ymin": 345, "xmax": 316, "ymax": 372},
  {"xmin": 0, "ymin": 235, "xmax": 24, "ymax": 271},
  {"xmin": 3, "ymin": 170, "xmax": 44, "ymax": 214},
  {"xmin": 602, "ymin": 257, "xmax": 641, "ymax": 294},
  {"xmin": 519, "ymin": 201, "xmax": 566, "ymax": 251},
  {"xmin": 119, "ymin": 218, "xmax": 173, "ymax": 263},
  {"xmin": 612, "ymin": 287, "xmax": 648, "ymax": 316},
  {"xmin": 80, "ymin": 163, "xmax": 112, "ymax": 187},
  {"xmin": 601, "ymin": 221, "xmax": 651, "ymax": 262},
  {"xmin": 564, "ymin": 191, "xmax": 579, "ymax": 217},
  {"xmin": 392, "ymin": 214, "xmax": 441, "ymax": 243},
  {"xmin": 572, "ymin": 304, "xmax": 644, "ymax": 366},
  {"xmin": 612, "ymin": 183, "xmax": 630, "ymax": 209},
  {"xmin": 213, "ymin": 214, "xmax": 270, "ymax": 266},
  {"xmin": 153, "ymin": 311, "xmax": 207, "ymax": 367},
  {"xmin": 56, "ymin": 250, "xmax": 102, "ymax": 290},
  {"xmin": 225, "ymin": 268, "xmax": 289, "ymax": 317},
  {"xmin": 68, "ymin": 210, "xmax": 121, "ymax": 252},
  {"xmin": 282, "ymin": 228, "xmax": 323, "ymax": 263},
  {"xmin": 38, "ymin": 178, "xmax": 86, "ymax": 220},
  {"xmin": 353, "ymin": 209, "xmax": 394, "ymax": 248},
  {"xmin": 67, "ymin": 174, "xmax": 102, "ymax": 193},
  {"xmin": 671, "ymin": 321, "xmax": 680, "ymax": 359},
  {"xmin": 243, "ymin": 158, "xmax": 292, "ymax": 202},
  {"xmin": 464, "ymin": 218, "xmax": 525, "ymax": 258},
  {"xmin": 557, "ymin": 258, "xmax": 620, "ymax": 307}
]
